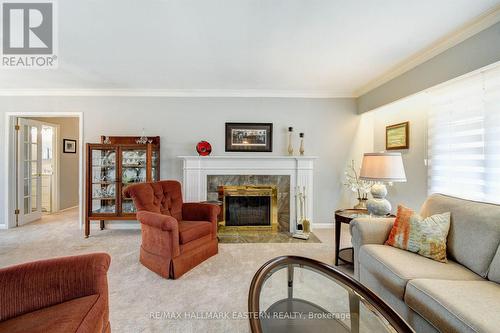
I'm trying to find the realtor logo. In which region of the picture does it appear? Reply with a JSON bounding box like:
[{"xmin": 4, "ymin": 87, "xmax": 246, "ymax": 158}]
[{"xmin": 2, "ymin": 1, "xmax": 57, "ymax": 68}]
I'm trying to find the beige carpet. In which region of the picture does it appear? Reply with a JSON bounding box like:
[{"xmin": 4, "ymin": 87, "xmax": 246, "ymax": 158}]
[
  {"xmin": 0, "ymin": 209, "xmax": 355, "ymax": 333},
  {"xmin": 218, "ymin": 230, "xmax": 322, "ymax": 243}
]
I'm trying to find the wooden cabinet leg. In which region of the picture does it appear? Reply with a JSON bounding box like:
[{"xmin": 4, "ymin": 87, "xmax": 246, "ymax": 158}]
[{"xmin": 100, "ymin": 220, "xmax": 105, "ymax": 230}]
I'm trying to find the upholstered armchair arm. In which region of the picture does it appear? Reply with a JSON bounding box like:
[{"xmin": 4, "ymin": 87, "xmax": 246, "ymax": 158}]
[
  {"xmin": 136, "ymin": 210, "xmax": 178, "ymax": 231},
  {"xmin": 136, "ymin": 210, "xmax": 180, "ymax": 259},
  {"xmin": 0, "ymin": 253, "xmax": 110, "ymax": 322},
  {"xmin": 182, "ymin": 203, "xmax": 220, "ymax": 238},
  {"xmin": 350, "ymin": 217, "xmax": 395, "ymax": 280}
]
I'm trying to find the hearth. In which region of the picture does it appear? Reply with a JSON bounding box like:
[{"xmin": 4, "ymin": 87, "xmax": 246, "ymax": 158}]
[{"xmin": 218, "ymin": 185, "xmax": 278, "ymax": 231}]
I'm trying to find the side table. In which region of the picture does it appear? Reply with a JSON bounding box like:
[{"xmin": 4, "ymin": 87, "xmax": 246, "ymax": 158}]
[
  {"xmin": 334, "ymin": 209, "xmax": 395, "ymax": 266},
  {"xmin": 334, "ymin": 209, "xmax": 368, "ymax": 266}
]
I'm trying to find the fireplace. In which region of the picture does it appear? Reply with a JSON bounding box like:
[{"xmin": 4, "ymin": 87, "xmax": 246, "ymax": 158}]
[
  {"xmin": 180, "ymin": 157, "xmax": 316, "ymax": 233},
  {"xmin": 218, "ymin": 185, "xmax": 278, "ymax": 231}
]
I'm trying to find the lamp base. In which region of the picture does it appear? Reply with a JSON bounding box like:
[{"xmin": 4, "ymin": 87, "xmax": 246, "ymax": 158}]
[{"xmin": 367, "ymin": 183, "xmax": 392, "ymax": 216}]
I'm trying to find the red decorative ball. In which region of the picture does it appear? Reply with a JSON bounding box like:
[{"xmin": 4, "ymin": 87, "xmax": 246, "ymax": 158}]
[{"xmin": 196, "ymin": 141, "xmax": 212, "ymax": 156}]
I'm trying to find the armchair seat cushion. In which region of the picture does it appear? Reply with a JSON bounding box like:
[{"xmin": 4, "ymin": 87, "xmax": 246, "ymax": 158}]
[
  {"xmin": 178, "ymin": 221, "xmax": 212, "ymax": 244},
  {"xmin": 359, "ymin": 244, "xmax": 482, "ymax": 299},
  {"xmin": 405, "ymin": 279, "xmax": 500, "ymax": 333},
  {"xmin": 0, "ymin": 294, "xmax": 105, "ymax": 333}
]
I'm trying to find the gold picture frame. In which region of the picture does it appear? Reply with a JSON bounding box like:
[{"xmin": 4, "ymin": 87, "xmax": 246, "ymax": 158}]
[{"xmin": 386, "ymin": 122, "xmax": 409, "ymax": 150}]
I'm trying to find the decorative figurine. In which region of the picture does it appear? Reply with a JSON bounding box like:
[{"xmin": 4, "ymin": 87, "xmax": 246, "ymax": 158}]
[
  {"xmin": 299, "ymin": 132, "xmax": 305, "ymax": 156},
  {"xmin": 136, "ymin": 128, "xmax": 148, "ymax": 144},
  {"xmin": 287, "ymin": 127, "xmax": 294, "ymax": 156}
]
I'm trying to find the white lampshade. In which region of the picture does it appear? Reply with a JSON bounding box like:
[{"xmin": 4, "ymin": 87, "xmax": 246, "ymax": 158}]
[{"xmin": 359, "ymin": 152, "xmax": 407, "ymax": 182}]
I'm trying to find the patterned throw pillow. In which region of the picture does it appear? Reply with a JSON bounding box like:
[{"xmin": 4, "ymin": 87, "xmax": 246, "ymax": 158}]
[{"xmin": 385, "ymin": 205, "xmax": 451, "ymax": 262}]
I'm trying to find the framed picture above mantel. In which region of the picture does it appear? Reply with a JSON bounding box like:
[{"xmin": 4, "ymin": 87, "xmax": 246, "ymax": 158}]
[
  {"xmin": 386, "ymin": 121, "xmax": 409, "ymax": 150},
  {"xmin": 225, "ymin": 122, "xmax": 273, "ymax": 152}
]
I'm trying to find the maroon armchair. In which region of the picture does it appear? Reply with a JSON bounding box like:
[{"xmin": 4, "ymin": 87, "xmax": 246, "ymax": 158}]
[
  {"xmin": 0, "ymin": 253, "xmax": 111, "ymax": 333},
  {"xmin": 123, "ymin": 180, "xmax": 219, "ymax": 279}
]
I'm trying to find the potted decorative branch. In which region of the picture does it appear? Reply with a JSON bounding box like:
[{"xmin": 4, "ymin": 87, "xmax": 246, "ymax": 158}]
[{"xmin": 344, "ymin": 160, "xmax": 373, "ymax": 209}]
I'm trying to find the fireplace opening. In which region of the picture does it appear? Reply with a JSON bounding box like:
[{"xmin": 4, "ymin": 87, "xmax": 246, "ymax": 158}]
[
  {"xmin": 218, "ymin": 185, "xmax": 278, "ymax": 231},
  {"xmin": 226, "ymin": 196, "xmax": 270, "ymax": 227}
]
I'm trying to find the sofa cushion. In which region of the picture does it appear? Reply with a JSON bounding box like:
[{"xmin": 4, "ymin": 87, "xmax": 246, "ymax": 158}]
[
  {"xmin": 359, "ymin": 244, "xmax": 482, "ymax": 299},
  {"xmin": 178, "ymin": 220, "xmax": 212, "ymax": 244},
  {"xmin": 488, "ymin": 246, "xmax": 500, "ymax": 283},
  {"xmin": 419, "ymin": 194, "xmax": 500, "ymax": 277},
  {"xmin": 0, "ymin": 294, "xmax": 101, "ymax": 333},
  {"xmin": 405, "ymin": 279, "xmax": 500, "ymax": 333}
]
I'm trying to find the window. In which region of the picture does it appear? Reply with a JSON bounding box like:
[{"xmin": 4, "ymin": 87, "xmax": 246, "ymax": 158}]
[{"xmin": 428, "ymin": 65, "xmax": 500, "ymax": 203}]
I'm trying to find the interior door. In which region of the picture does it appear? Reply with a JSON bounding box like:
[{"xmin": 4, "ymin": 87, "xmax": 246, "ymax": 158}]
[{"xmin": 17, "ymin": 118, "xmax": 43, "ymax": 225}]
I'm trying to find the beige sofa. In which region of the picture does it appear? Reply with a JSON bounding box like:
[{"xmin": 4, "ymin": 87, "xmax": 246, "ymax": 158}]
[{"xmin": 350, "ymin": 194, "xmax": 500, "ymax": 333}]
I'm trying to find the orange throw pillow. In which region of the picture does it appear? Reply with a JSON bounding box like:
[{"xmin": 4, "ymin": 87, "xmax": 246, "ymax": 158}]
[
  {"xmin": 385, "ymin": 205, "xmax": 451, "ymax": 262},
  {"xmin": 385, "ymin": 205, "xmax": 415, "ymax": 250}
]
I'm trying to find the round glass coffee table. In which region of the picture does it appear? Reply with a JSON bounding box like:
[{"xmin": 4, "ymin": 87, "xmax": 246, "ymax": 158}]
[{"xmin": 248, "ymin": 256, "xmax": 413, "ymax": 333}]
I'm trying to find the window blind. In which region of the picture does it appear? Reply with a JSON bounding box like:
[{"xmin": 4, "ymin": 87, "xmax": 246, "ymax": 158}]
[{"xmin": 428, "ymin": 65, "xmax": 500, "ymax": 204}]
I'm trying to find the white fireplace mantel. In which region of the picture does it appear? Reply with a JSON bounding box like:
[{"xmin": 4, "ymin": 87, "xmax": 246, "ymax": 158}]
[{"xmin": 178, "ymin": 155, "xmax": 317, "ymax": 232}]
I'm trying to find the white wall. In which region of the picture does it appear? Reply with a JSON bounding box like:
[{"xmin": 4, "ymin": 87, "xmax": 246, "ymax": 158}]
[
  {"xmin": 28, "ymin": 117, "xmax": 80, "ymax": 210},
  {"xmin": 341, "ymin": 111, "xmax": 374, "ymax": 207},
  {"xmin": 372, "ymin": 94, "xmax": 430, "ymax": 210},
  {"xmin": 0, "ymin": 96, "xmax": 359, "ymax": 227},
  {"xmin": 350, "ymin": 93, "xmax": 430, "ymax": 212}
]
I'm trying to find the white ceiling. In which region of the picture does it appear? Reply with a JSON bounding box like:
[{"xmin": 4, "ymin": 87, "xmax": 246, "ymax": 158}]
[{"xmin": 2, "ymin": 0, "xmax": 500, "ymax": 96}]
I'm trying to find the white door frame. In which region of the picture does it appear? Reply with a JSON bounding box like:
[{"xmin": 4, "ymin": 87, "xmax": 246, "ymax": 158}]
[
  {"xmin": 50, "ymin": 122, "xmax": 61, "ymax": 213},
  {"xmin": 4, "ymin": 112, "xmax": 84, "ymax": 229}
]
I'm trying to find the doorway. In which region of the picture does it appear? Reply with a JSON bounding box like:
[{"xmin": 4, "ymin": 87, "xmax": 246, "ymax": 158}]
[
  {"xmin": 16, "ymin": 118, "xmax": 59, "ymax": 225},
  {"xmin": 41, "ymin": 124, "xmax": 56, "ymax": 214},
  {"xmin": 4, "ymin": 113, "xmax": 83, "ymax": 229},
  {"xmin": 16, "ymin": 118, "xmax": 60, "ymax": 226}
]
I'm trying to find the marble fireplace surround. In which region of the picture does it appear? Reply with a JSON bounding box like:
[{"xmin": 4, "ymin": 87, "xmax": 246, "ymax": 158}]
[
  {"xmin": 208, "ymin": 175, "xmax": 289, "ymax": 231},
  {"xmin": 179, "ymin": 156, "xmax": 316, "ymax": 233}
]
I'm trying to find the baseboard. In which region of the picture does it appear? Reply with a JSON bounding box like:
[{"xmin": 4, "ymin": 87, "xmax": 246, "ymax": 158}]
[
  {"xmin": 57, "ymin": 205, "xmax": 79, "ymax": 212},
  {"xmin": 312, "ymin": 222, "xmax": 334, "ymax": 229}
]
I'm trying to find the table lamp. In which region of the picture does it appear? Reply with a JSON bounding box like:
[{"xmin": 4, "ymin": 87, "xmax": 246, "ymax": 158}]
[{"xmin": 359, "ymin": 152, "xmax": 407, "ymax": 216}]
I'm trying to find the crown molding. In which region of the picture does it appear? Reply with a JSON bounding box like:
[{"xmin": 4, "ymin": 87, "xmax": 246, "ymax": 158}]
[
  {"xmin": 355, "ymin": 4, "xmax": 500, "ymax": 97},
  {"xmin": 0, "ymin": 88, "xmax": 355, "ymax": 98}
]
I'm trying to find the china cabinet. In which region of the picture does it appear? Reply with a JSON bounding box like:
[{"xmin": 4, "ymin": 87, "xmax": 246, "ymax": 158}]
[{"xmin": 85, "ymin": 136, "xmax": 160, "ymax": 237}]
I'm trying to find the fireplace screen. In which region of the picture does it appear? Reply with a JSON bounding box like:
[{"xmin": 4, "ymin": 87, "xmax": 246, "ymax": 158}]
[
  {"xmin": 226, "ymin": 196, "xmax": 271, "ymax": 227},
  {"xmin": 219, "ymin": 185, "xmax": 278, "ymax": 231}
]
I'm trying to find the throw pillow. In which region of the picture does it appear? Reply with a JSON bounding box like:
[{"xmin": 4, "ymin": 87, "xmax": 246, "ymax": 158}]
[{"xmin": 385, "ymin": 205, "xmax": 451, "ymax": 262}]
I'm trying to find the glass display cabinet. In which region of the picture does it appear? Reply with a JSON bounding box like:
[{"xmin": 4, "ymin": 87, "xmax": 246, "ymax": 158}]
[{"xmin": 85, "ymin": 136, "xmax": 160, "ymax": 237}]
